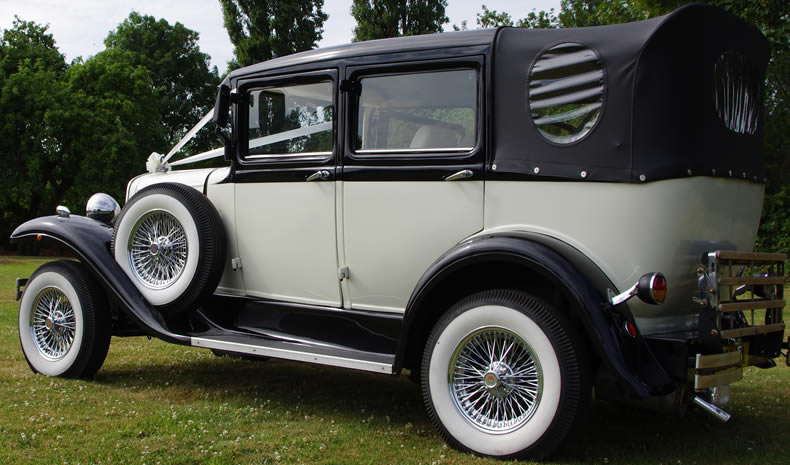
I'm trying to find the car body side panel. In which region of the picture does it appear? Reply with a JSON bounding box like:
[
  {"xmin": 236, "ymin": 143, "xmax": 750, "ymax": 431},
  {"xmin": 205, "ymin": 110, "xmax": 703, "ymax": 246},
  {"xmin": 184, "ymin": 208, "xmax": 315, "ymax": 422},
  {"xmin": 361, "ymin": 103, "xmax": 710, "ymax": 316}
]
[
  {"xmin": 484, "ymin": 177, "xmax": 764, "ymax": 335},
  {"xmin": 235, "ymin": 181, "xmax": 342, "ymax": 307},
  {"xmin": 343, "ymin": 180, "xmax": 484, "ymax": 313}
]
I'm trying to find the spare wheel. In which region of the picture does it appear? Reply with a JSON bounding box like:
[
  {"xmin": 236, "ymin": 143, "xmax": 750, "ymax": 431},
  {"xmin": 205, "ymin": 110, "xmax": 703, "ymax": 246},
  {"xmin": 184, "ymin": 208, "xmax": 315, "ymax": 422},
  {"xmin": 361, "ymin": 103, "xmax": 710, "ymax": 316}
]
[{"xmin": 113, "ymin": 182, "xmax": 226, "ymax": 315}]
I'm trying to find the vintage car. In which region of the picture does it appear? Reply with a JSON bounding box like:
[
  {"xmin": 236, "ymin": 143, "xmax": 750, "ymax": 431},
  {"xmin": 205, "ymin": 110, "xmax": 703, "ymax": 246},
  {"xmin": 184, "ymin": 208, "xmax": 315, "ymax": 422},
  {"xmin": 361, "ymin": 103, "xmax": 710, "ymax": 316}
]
[{"xmin": 11, "ymin": 4, "xmax": 788, "ymax": 459}]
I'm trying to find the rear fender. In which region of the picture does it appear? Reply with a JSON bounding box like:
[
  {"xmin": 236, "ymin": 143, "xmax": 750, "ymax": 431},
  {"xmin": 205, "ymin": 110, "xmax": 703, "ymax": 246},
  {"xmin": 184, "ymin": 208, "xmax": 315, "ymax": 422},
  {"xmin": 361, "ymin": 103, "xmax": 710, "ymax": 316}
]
[
  {"xmin": 11, "ymin": 215, "xmax": 190, "ymax": 344},
  {"xmin": 400, "ymin": 233, "xmax": 673, "ymax": 397}
]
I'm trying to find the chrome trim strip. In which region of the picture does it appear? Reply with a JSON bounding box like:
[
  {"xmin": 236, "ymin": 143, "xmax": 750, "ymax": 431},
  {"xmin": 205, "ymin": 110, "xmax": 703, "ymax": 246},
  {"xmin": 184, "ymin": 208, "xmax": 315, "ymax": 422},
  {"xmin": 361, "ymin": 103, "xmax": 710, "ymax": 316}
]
[
  {"xmin": 245, "ymin": 152, "xmax": 332, "ymax": 161},
  {"xmin": 355, "ymin": 147, "xmax": 474, "ymax": 154},
  {"xmin": 190, "ymin": 336, "xmax": 394, "ymax": 374}
]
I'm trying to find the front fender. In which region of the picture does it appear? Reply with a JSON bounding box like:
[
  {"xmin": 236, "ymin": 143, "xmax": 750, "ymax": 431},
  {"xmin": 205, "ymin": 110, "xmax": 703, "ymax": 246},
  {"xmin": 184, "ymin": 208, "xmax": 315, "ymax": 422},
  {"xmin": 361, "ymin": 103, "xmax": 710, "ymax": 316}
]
[
  {"xmin": 11, "ymin": 215, "xmax": 189, "ymax": 344},
  {"xmin": 400, "ymin": 233, "xmax": 673, "ymax": 397}
]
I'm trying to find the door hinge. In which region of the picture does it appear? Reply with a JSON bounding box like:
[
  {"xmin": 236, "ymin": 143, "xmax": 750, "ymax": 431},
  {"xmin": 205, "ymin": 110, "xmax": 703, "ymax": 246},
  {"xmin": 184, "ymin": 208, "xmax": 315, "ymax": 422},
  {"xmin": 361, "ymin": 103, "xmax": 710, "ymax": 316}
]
[
  {"xmin": 231, "ymin": 257, "xmax": 243, "ymax": 271},
  {"xmin": 338, "ymin": 266, "xmax": 350, "ymax": 280}
]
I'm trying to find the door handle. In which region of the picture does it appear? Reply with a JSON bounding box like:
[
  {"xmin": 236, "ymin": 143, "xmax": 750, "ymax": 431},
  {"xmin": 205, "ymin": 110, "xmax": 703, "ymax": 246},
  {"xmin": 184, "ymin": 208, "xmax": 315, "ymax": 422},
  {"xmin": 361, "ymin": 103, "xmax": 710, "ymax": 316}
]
[
  {"xmin": 444, "ymin": 169, "xmax": 473, "ymax": 181},
  {"xmin": 306, "ymin": 170, "xmax": 330, "ymax": 182}
]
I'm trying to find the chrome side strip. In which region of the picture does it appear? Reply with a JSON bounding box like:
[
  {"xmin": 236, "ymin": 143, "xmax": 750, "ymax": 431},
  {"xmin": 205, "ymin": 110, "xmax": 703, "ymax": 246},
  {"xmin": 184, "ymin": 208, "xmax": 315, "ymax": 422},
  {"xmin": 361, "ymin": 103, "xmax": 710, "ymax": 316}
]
[{"xmin": 191, "ymin": 336, "xmax": 394, "ymax": 374}]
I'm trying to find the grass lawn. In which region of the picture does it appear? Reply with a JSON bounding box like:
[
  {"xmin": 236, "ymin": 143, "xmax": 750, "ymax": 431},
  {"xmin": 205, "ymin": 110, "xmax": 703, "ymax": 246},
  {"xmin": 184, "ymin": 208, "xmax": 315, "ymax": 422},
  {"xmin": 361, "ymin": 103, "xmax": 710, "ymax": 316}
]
[{"xmin": 1, "ymin": 257, "xmax": 789, "ymax": 464}]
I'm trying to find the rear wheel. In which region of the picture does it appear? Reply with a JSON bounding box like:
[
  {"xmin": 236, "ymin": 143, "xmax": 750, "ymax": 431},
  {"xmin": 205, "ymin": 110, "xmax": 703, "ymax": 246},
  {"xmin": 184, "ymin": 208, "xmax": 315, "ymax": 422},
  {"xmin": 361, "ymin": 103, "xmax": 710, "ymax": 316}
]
[
  {"xmin": 18, "ymin": 261, "xmax": 111, "ymax": 378},
  {"xmin": 421, "ymin": 289, "xmax": 588, "ymax": 459}
]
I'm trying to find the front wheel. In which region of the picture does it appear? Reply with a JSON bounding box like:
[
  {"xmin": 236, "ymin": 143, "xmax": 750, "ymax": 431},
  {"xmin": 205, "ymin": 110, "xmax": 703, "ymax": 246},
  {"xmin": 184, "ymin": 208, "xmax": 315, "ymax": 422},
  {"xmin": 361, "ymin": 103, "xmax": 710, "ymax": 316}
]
[
  {"xmin": 421, "ymin": 290, "xmax": 588, "ymax": 459},
  {"xmin": 18, "ymin": 260, "xmax": 111, "ymax": 378}
]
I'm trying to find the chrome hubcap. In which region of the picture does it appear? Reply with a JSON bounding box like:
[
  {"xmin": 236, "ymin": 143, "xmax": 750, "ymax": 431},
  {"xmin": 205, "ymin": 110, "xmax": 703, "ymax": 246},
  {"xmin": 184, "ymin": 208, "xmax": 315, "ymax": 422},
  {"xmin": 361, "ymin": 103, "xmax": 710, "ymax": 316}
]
[
  {"xmin": 30, "ymin": 287, "xmax": 76, "ymax": 360},
  {"xmin": 449, "ymin": 327, "xmax": 542, "ymax": 433},
  {"xmin": 128, "ymin": 210, "xmax": 188, "ymax": 289}
]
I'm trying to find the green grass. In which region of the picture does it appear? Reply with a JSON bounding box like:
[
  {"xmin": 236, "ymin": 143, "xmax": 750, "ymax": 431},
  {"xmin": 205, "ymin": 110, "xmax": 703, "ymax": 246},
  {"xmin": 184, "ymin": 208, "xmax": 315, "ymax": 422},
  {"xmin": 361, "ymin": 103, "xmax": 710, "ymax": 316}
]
[{"xmin": 1, "ymin": 257, "xmax": 789, "ymax": 464}]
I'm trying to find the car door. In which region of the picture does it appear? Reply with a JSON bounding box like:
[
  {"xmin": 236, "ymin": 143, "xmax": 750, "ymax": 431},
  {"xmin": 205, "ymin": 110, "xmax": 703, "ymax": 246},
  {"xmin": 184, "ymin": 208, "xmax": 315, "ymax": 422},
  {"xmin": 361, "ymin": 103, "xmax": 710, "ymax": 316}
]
[
  {"xmin": 233, "ymin": 70, "xmax": 342, "ymax": 307},
  {"xmin": 340, "ymin": 59, "xmax": 486, "ymax": 313}
]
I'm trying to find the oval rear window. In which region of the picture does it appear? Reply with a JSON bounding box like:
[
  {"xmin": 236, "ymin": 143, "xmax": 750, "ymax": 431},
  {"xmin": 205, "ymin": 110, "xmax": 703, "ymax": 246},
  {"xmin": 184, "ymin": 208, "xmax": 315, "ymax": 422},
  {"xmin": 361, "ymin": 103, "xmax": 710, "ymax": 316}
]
[
  {"xmin": 528, "ymin": 43, "xmax": 604, "ymax": 145},
  {"xmin": 713, "ymin": 51, "xmax": 761, "ymax": 135}
]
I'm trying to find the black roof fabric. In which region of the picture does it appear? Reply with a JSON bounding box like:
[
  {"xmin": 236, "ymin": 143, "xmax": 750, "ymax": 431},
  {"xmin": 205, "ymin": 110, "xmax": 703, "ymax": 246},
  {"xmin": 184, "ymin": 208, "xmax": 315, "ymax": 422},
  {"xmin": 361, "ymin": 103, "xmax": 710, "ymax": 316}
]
[{"xmin": 493, "ymin": 4, "xmax": 770, "ymax": 183}]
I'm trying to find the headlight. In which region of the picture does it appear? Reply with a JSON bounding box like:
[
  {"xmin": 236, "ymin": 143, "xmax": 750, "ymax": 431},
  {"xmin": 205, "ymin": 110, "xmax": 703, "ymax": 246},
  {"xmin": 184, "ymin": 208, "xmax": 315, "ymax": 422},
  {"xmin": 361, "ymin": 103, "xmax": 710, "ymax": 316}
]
[{"xmin": 86, "ymin": 193, "xmax": 121, "ymax": 224}]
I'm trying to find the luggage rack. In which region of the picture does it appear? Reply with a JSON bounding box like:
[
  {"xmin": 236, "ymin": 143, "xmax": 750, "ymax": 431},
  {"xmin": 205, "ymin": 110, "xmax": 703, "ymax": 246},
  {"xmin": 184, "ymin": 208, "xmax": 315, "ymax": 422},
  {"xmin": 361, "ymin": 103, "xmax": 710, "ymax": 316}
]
[{"xmin": 701, "ymin": 251, "xmax": 787, "ymax": 340}]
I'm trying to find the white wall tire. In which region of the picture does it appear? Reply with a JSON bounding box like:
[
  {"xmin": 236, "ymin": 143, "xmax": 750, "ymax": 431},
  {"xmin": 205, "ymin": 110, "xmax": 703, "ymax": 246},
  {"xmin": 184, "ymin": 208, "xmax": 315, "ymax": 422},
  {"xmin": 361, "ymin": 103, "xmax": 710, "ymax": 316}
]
[
  {"xmin": 421, "ymin": 290, "xmax": 588, "ymax": 459},
  {"xmin": 18, "ymin": 261, "xmax": 111, "ymax": 378},
  {"xmin": 113, "ymin": 183, "xmax": 226, "ymax": 315}
]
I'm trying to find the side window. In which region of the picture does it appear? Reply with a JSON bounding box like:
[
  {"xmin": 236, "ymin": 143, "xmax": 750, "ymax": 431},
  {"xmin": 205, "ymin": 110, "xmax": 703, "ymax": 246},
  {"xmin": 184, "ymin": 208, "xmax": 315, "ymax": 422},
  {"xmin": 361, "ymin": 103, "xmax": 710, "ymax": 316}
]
[
  {"xmin": 246, "ymin": 81, "xmax": 333, "ymax": 159},
  {"xmin": 355, "ymin": 69, "xmax": 477, "ymax": 154}
]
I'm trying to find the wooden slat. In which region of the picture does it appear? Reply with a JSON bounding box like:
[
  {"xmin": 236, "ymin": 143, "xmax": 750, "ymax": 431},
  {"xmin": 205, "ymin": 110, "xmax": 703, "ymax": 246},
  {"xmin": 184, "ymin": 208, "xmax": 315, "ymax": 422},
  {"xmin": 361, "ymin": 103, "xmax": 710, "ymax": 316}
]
[
  {"xmin": 715, "ymin": 251, "xmax": 787, "ymax": 262},
  {"xmin": 720, "ymin": 323, "xmax": 785, "ymax": 339},
  {"xmin": 718, "ymin": 276, "xmax": 787, "ymax": 286},
  {"xmin": 718, "ymin": 299, "xmax": 786, "ymax": 312}
]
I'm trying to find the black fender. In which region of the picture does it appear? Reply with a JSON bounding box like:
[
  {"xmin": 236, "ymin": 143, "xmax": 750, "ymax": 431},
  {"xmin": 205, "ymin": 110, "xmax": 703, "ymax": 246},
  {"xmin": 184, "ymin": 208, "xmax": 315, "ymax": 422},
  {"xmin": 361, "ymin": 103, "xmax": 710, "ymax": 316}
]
[
  {"xmin": 398, "ymin": 232, "xmax": 673, "ymax": 397},
  {"xmin": 11, "ymin": 215, "xmax": 190, "ymax": 345}
]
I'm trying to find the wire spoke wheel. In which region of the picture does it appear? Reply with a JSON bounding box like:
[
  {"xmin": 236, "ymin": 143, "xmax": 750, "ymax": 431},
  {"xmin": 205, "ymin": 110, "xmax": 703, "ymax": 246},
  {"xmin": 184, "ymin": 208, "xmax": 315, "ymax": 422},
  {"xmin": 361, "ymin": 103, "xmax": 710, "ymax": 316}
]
[
  {"xmin": 422, "ymin": 290, "xmax": 588, "ymax": 459},
  {"xmin": 113, "ymin": 183, "xmax": 226, "ymax": 314},
  {"xmin": 128, "ymin": 210, "xmax": 188, "ymax": 289},
  {"xmin": 449, "ymin": 327, "xmax": 542, "ymax": 433},
  {"xmin": 29, "ymin": 287, "xmax": 76, "ymax": 361}
]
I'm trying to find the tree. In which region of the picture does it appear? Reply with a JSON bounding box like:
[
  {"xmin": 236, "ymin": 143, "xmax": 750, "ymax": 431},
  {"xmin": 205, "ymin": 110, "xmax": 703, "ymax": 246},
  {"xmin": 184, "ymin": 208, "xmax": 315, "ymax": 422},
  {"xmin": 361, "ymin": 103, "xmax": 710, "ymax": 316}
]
[
  {"xmin": 475, "ymin": 1, "xmax": 644, "ymax": 30},
  {"xmin": 61, "ymin": 49, "xmax": 165, "ymax": 209},
  {"xmin": 220, "ymin": 0, "xmax": 327, "ymax": 70},
  {"xmin": 0, "ymin": 19, "xmax": 164, "ymax": 248},
  {"xmin": 0, "ymin": 16, "xmax": 65, "ymax": 78},
  {"xmin": 475, "ymin": 5, "xmax": 557, "ymax": 29},
  {"xmin": 105, "ymin": 12, "xmax": 219, "ymax": 152},
  {"xmin": 351, "ymin": 0, "xmax": 448, "ymax": 41}
]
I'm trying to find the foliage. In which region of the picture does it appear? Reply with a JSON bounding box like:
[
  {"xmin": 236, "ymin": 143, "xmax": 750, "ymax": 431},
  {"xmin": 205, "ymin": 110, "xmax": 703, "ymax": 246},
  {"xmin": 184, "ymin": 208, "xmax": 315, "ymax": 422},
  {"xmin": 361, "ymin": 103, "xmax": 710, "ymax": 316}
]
[
  {"xmin": 476, "ymin": 4, "xmax": 557, "ymax": 29},
  {"xmin": 220, "ymin": 0, "xmax": 327, "ymax": 70},
  {"xmin": 0, "ymin": 19, "xmax": 163, "ymax": 248},
  {"xmin": 351, "ymin": 0, "xmax": 448, "ymax": 41},
  {"xmin": 104, "ymin": 12, "xmax": 220, "ymax": 152}
]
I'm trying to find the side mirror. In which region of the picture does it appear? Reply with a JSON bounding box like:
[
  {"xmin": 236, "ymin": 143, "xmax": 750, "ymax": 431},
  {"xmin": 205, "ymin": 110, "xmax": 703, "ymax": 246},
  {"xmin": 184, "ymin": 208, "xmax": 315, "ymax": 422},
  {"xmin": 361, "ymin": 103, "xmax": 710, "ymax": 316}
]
[
  {"xmin": 213, "ymin": 84, "xmax": 233, "ymax": 161},
  {"xmin": 214, "ymin": 84, "xmax": 230, "ymax": 127}
]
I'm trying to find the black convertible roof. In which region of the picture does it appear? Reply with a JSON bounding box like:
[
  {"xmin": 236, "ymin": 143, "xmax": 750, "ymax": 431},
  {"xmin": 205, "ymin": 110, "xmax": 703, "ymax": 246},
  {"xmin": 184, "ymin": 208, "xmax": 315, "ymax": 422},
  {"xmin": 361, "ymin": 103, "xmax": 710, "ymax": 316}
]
[{"xmin": 492, "ymin": 3, "xmax": 770, "ymax": 183}]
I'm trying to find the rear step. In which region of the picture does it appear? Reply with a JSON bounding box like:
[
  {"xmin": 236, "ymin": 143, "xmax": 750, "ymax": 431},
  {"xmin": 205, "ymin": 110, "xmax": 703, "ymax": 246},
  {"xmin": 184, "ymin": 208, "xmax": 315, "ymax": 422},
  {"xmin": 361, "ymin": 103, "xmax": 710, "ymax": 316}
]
[{"xmin": 191, "ymin": 334, "xmax": 395, "ymax": 374}]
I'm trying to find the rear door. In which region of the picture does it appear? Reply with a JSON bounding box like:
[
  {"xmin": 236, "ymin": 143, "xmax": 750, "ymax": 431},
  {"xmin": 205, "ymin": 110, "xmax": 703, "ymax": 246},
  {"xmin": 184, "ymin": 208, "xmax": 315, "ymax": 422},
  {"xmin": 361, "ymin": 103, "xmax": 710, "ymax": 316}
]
[{"xmin": 341, "ymin": 59, "xmax": 486, "ymax": 313}]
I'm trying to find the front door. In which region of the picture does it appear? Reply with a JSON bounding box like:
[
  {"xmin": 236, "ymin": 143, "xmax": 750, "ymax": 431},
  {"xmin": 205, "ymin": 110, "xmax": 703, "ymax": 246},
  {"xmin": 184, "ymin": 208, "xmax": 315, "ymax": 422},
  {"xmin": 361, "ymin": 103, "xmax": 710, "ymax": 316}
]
[{"xmin": 233, "ymin": 70, "xmax": 342, "ymax": 307}]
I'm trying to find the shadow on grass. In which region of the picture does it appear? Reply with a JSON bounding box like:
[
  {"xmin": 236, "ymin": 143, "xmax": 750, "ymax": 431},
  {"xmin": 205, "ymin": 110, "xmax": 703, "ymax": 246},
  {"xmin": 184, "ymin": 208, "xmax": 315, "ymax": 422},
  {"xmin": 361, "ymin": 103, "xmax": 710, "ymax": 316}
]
[{"xmin": 91, "ymin": 350, "xmax": 790, "ymax": 464}]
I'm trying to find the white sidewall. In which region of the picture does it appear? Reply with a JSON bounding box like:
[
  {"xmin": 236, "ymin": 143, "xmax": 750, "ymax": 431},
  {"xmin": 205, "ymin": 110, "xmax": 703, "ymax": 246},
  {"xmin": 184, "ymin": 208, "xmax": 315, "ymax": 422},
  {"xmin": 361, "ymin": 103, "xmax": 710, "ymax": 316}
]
[
  {"xmin": 428, "ymin": 305, "xmax": 561, "ymax": 457},
  {"xmin": 18, "ymin": 271, "xmax": 85, "ymax": 377},
  {"xmin": 114, "ymin": 193, "xmax": 200, "ymax": 306}
]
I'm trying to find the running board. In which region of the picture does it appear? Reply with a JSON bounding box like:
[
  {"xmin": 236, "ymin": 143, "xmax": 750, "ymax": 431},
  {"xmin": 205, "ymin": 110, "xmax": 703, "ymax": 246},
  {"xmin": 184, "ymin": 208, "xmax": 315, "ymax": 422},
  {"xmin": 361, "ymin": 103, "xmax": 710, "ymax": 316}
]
[{"xmin": 191, "ymin": 334, "xmax": 395, "ymax": 374}]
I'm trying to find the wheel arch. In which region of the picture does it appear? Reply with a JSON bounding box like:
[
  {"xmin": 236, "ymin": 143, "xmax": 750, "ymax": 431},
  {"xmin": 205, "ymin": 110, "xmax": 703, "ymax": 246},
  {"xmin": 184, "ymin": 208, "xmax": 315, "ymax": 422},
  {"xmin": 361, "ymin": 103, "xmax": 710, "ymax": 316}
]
[
  {"xmin": 11, "ymin": 215, "xmax": 190, "ymax": 345},
  {"xmin": 398, "ymin": 232, "xmax": 666, "ymax": 397}
]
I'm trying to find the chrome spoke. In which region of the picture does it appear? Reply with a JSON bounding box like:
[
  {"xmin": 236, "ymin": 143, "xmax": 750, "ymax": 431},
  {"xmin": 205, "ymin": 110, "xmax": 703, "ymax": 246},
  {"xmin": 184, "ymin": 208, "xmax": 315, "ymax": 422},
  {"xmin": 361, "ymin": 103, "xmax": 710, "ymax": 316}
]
[
  {"xmin": 128, "ymin": 210, "xmax": 188, "ymax": 289},
  {"xmin": 29, "ymin": 287, "xmax": 77, "ymax": 360},
  {"xmin": 449, "ymin": 326, "xmax": 543, "ymax": 434}
]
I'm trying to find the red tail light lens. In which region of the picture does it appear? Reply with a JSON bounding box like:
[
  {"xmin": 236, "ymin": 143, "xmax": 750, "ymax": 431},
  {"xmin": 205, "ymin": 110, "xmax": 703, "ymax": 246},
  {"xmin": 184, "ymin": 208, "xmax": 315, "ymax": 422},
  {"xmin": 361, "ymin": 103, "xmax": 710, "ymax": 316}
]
[
  {"xmin": 637, "ymin": 272, "xmax": 667, "ymax": 305},
  {"xmin": 651, "ymin": 273, "xmax": 667, "ymax": 303}
]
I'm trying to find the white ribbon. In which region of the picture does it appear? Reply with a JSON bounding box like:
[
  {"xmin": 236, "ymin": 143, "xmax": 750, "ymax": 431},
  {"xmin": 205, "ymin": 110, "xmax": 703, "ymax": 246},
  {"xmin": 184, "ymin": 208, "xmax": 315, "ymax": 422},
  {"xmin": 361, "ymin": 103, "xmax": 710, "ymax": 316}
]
[{"xmin": 147, "ymin": 111, "xmax": 333, "ymax": 173}]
